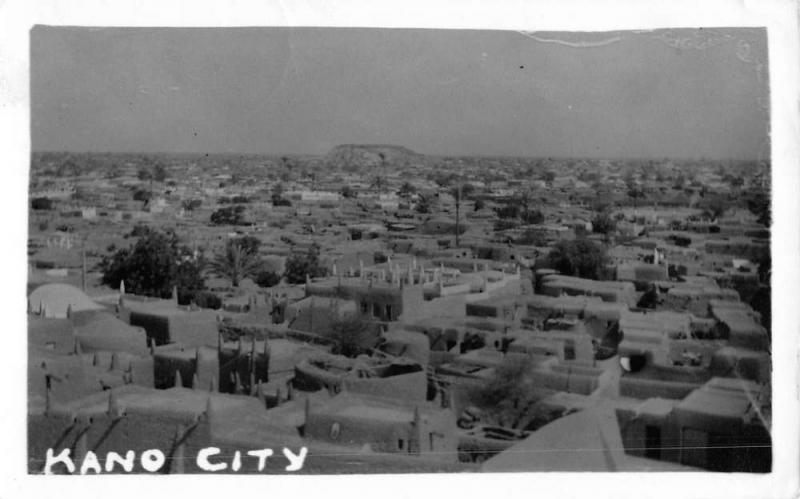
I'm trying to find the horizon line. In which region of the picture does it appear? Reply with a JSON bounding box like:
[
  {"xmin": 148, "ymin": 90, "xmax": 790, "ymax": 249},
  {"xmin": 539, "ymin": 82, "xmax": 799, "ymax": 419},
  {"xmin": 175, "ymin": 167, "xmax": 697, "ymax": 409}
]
[{"xmin": 30, "ymin": 148, "xmax": 768, "ymax": 164}]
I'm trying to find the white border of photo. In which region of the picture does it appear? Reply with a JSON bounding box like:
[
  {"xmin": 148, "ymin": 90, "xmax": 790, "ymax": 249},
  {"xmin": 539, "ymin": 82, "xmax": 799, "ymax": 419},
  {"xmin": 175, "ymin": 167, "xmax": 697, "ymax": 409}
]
[{"xmin": 0, "ymin": 1, "xmax": 797, "ymax": 498}]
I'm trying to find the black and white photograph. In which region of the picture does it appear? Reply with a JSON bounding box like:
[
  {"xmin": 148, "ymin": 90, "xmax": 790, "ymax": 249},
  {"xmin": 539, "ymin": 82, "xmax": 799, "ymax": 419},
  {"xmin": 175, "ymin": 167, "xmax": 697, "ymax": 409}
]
[{"xmin": 2, "ymin": 1, "xmax": 799, "ymax": 496}]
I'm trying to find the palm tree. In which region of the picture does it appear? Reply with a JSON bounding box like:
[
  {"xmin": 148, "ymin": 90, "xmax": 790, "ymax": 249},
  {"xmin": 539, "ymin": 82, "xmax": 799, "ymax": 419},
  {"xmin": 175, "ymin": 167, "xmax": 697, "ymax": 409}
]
[
  {"xmin": 451, "ymin": 182, "xmax": 463, "ymax": 247},
  {"xmin": 209, "ymin": 242, "xmax": 263, "ymax": 287}
]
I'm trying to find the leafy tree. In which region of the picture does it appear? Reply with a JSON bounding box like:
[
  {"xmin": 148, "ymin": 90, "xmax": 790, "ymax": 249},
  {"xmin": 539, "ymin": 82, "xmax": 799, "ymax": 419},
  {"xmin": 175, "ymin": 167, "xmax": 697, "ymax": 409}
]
[
  {"xmin": 591, "ymin": 211, "xmax": 617, "ymax": 235},
  {"xmin": 749, "ymin": 286, "xmax": 771, "ymax": 334},
  {"xmin": 340, "ymin": 185, "xmax": 357, "ymax": 199},
  {"xmin": 449, "ymin": 183, "xmax": 475, "ymax": 201},
  {"xmin": 254, "ymin": 269, "xmax": 282, "ymax": 288},
  {"xmin": 514, "ymin": 190, "xmax": 535, "ymax": 216},
  {"xmin": 627, "ymin": 186, "xmax": 645, "ymax": 207},
  {"xmin": 547, "ymin": 238, "xmax": 608, "ymax": 280},
  {"xmin": 473, "ymin": 198, "xmax": 485, "ymax": 211},
  {"xmin": 469, "ymin": 356, "xmax": 531, "ymax": 407},
  {"xmin": 495, "ymin": 190, "xmax": 541, "ymax": 224},
  {"xmin": 515, "ymin": 228, "xmax": 549, "ymax": 246},
  {"xmin": 127, "ymin": 223, "xmax": 153, "ymax": 238},
  {"xmin": 153, "ymin": 163, "xmax": 168, "ymax": 183},
  {"xmin": 467, "ymin": 356, "xmax": 544, "ymax": 428},
  {"xmin": 209, "ymin": 240, "xmax": 264, "ymax": 287},
  {"xmin": 431, "ymin": 172, "xmax": 457, "ymax": 188},
  {"xmin": 284, "ymin": 244, "xmax": 327, "ymax": 284},
  {"xmin": 137, "ymin": 167, "xmax": 153, "ymax": 182},
  {"xmin": 133, "ymin": 189, "xmax": 152, "ymax": 202},
  {"xmin": 747, "ymin": 194, "xmax": 771, "ymax": 227},
  {"xmin": 219, "ymin": 196, "xmax": 251, "ymax": 204},
  {"xmin": 173, "ymin": 261, "xmax": 208, "ymax": 303},
  {"xmin": 31, "ymin": 197, "xmax": 54, "ymax": 210},
  {"xmin": 520, "ymin": 208, "xmax": 544, "ymax": 225},
  {"xmin": 541, "ymin": 171, "xmax": 556, "ymax": 183},
  {"xmin": 101, "ymin": 229, "xmax": 205, "ymax": 298},
  {"xmin": 415, "ymin": 193, "xmax": 434, "ymax": 214},
  {"xmin": 327, "ymin": 314, "xmax": 379, "ymax": 358},
  {"xmin": 210, "ymin": 205, "xmax": 248, "ymax": 225},
  {"xmin": 700, "ymin": 198, "xmax": 728, "ymax": 221},
  {"xmin": 193, "ymin": 291, "xmax": 222, "ymax": 309},
  {"xmin": 270, "ymin": 183, "xmax": 291, "ymax": 206},
  {"xmin": 671, "ymin": 235, "xmax": 692, "ymax": 247},
  {"xmin": 637, "ymin": 285, "xmax": 659, "ymax": 309},
  {"xmin": 495, "ymin": 204, "xmax": 520, "ymax": 219}
]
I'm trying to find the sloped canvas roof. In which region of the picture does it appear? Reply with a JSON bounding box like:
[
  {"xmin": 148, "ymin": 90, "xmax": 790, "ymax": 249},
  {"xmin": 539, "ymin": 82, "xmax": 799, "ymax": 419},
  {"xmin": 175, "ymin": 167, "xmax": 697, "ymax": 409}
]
[{"xmin": 482, "ymin": 403, "xmax": 697, "ymax": 472}]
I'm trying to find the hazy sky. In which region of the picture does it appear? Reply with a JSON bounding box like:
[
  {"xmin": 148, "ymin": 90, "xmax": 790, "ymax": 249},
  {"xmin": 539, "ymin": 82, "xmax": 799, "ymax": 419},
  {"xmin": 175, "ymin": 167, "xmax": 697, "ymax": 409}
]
[{"xmin": 31, "ymin": 27, "xmax": 769, "ymax": 159}]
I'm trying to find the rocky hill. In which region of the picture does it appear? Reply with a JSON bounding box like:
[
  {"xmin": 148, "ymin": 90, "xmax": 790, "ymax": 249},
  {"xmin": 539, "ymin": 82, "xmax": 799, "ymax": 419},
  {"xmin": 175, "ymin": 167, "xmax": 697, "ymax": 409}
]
[{"xmin": 323, "ymin": 144, "xmax": 425, "ymax": 170}]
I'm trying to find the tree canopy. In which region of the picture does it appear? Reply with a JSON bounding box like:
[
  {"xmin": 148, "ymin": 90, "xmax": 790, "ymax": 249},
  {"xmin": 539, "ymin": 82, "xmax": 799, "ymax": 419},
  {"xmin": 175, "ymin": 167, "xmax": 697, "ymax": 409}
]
[
  {"xmin": 699, "ymin": 197, "xmax": 729, "ymax": 221},
  {"xmin": 255, "ymin": 269, "xmax": 282, "ymax": 288},
  {"xmin": 101, "ymin": 229, "xmax": 205, "ymax": 299},
  {"xmin": 448, "ymin": 183, "xmax": 476, "ymax": 202},
  {"xmin": 153, "ymin": 163, "xmax": 168, "ymax": 183},
  {"xmin": 415, "ymin": 193, "xmax": 435, "ymax": 214},
  {"xmin": 547, "ymin": 238, "xmax": 608, "ymax": 280},
  {"xmin": 494, "ymin": 191, "xmax": 544, "ymax": 225},
  {"xmin": 210, "ymin": 205, "xmax": 249, "ymax": 225},
  {"xmin": 747, "ymin": 193, "xmax": 771, "ymax": 227},
  {"xmin": 284, "ymin": 244, "xmax": 327, "ymax": 284},
  {"xmin": 520, "ymin": 208, "xmax": 544, "ymax": 225},
  {"xmin": 340, "ymin": 185, "xmax": 357, "ymax": 199},
  {"xmin": 31, "ymin": 197, "xmax": 54, "ymax": 210},
  {"xmin": 591, "ymin": 211, "xmax": 617, "ymax": 235},
  {"xmin": 327, "ymin": 314, "xmax": 379, "ymax": 358},
  {"xmin": 133, "ymin": 189, "xmax": 152, "ymax": 203},
  {"xmin": 466, "ymin": 356, "xmax": 544, "ymax": 428}
]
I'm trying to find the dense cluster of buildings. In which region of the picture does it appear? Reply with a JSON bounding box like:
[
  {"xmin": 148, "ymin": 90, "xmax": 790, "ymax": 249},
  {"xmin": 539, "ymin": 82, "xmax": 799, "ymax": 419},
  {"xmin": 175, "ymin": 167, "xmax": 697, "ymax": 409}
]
[{"xmin": 27, "ymin": 148, "xmax": 771, "ymax": 473}]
